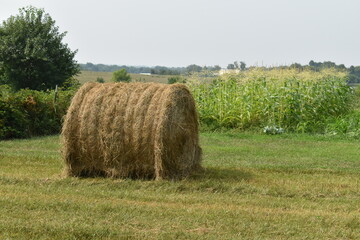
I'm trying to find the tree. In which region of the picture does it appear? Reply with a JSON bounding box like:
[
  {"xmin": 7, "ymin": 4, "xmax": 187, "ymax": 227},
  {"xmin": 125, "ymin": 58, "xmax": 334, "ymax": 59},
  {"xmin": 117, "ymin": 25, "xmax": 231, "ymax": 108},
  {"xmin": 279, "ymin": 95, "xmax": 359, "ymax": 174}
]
[
  {"xmin": 309, "ymin": 60, "xmax": 316, "ymax": 67},
  {"xmin": 213, "ymin": 65, "xmax": 221, "ymax": 71},
  {"xmin": 349, "ymin": 66, "xmax": 355, "ymax": 74},
  {"xmin": 186, "ymin": 64, "xmax": 202, "ymax": 73},
  {"xmin": 290, "ymin": 63, "xmax": 303, "ymax": 70},
  {"xmin": 111, "ymin": 68, "xmax": 131, "ymax": 82},
  {"xmin": 240, "ymin": 61, "xmax": 246, "ymax": 71},
  {"xmin": 227, "ymin": 63, "xmax": 235, "ymax": 70},
  {"xmin": 0, "ymin": 6, "xmax": 79, "ymax": 91},
  {"xmin": 233, "ymin": 61, "xmax": 239, "ymax": 69}
]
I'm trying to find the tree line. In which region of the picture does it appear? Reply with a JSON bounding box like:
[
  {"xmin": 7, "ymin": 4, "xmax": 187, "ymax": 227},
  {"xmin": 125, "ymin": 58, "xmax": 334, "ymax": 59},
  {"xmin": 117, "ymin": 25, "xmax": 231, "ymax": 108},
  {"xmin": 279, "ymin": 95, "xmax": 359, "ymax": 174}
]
[
  {"xmin": 80, "ymin": 63, "xmax": 222, "ymax": 75},
  {"xmin": 82, "ymin": 61, "xmax": 360, "ymax": 83},
  {"xmin": 280, "ymin": 61, "xmax": 360, "ymax": 83}
]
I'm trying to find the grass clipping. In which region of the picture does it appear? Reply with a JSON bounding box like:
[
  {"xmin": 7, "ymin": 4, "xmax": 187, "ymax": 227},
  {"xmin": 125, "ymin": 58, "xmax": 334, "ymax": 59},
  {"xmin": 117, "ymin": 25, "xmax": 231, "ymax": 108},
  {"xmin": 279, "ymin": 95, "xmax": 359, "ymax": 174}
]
[{"xmin": 61, "ymin": 82, "xmax": 202, "ymax": 180}]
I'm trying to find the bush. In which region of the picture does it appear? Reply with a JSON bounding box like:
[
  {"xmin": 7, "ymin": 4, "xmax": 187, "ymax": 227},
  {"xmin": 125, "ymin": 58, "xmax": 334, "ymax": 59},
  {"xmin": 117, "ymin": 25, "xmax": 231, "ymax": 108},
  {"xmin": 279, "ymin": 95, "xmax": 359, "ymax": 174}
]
[
  {"xmin": 0, "ymin": 85, "xmax": 75, "ymax": 139},
  {"xmin": 168, "ymin": 76, "xmax": 186, "ymax": 84},
  {"xmin": 96, "ymin": 77, "xmax": 105, "ymax": 83},
  {"xmin": 111, "ymin": 69, "xmax": 131, "ymax": 82}
]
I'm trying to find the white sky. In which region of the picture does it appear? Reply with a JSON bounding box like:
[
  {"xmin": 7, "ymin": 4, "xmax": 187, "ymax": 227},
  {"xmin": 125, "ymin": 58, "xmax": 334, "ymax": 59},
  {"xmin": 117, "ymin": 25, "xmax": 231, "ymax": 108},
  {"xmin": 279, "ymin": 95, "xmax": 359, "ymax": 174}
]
[{"xmin": 1, "ymin": 0, "xmax": 360, "ymax": 68}]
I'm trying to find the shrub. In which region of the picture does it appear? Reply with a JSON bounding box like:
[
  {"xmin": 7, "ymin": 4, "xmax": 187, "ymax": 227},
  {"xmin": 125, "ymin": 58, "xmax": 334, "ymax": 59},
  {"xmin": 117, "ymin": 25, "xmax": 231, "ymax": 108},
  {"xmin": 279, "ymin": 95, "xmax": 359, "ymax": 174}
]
[
  {"xmin": 111, "ymin": 69, "xmax": 131, "ymax": 82},
  {"xmin": 96, "ymin": 77, "xmax": 105, "ymax": 83},
  {"xmin": 168, "ymin": 76, "xmax": 186, "ymax": 84},
  {"xmin": 0, "ymin": 84, "xmax": 75, "ymax": 139}
]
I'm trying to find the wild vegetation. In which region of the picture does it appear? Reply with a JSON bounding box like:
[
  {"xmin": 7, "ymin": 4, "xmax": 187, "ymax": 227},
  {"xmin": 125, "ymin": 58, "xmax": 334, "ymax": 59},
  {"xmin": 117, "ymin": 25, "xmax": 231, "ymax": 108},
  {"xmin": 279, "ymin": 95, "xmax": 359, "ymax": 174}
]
[
  {"xmin": 0, "ymin": 85, "xmax": 75, "ymax": 139},
  {"xmin": 0, "ymin": 6, "xmax": 80, "ymax": 139},
  {"xmin": 188, "ymin": 68, "xmax": 354, "ymax": 133},
  {"xmin": 2, "ymin": 67, "xmax": 358, "ymax": 140},
  {"xmin": 111, "ymin": 69, "xmax": 131, "ymax": 82}
]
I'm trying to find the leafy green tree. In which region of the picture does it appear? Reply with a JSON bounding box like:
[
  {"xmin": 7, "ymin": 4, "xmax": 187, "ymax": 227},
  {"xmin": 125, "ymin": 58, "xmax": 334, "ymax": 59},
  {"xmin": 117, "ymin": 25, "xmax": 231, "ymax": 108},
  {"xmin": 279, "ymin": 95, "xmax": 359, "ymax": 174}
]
[
  {"xmin": 227, "ymin": 63, "xmax": 235, "ymax": 70},
  {"xmin": 213, "ymin": 65, "xmax": 221, "ymax": 71},
  {"xmin": 240, "ymin": 61, "xmax": 246, "ymax": 71},
  {"xmin": 0, "ymin": 6, "xmax": 79, "ymax": 91},
  {"xmin": 349, "ymin": 66, "xmax": 355, "ymax": 74},
  {"xmin": 111, "ymin": 68, "xmax": 131, "ymax": 82},
  {"xmin": 309, "ymin": 60, "xmax": 316, "ymax": 67},
  {"xmin": 234, "ymin": 61, "xmax": 239, "ymax": 69},
  {"xmin": 290, "ymin": 63, "xmax": 303, "ymax": 70},
  {"xmin": 186, "ymin": 64, "xmax": 202, "ymax": 73}
]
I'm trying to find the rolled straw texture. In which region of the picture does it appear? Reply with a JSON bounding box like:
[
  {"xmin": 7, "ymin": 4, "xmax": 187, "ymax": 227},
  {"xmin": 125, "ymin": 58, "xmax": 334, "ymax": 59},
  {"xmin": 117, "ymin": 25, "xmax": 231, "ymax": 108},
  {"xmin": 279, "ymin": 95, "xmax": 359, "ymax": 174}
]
[{"xmin": 61, "ymin": 82, "xmax": 202, "ymax": 180}]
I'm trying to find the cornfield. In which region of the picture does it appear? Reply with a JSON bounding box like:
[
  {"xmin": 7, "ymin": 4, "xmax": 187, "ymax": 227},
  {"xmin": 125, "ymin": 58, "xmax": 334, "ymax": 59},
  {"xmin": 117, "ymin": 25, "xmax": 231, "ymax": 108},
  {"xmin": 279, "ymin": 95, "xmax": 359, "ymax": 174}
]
[{"xmin": 187, "ymin": 68, "xmax": 353, "ymax": 132}]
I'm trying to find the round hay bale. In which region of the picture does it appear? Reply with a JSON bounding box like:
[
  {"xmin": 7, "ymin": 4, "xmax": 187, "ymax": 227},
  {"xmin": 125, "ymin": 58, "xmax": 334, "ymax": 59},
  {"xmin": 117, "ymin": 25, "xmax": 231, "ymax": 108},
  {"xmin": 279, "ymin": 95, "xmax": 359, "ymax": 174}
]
[{"xmin": 61, "ymin": 82, "xmax": 202, "ymax": 180}]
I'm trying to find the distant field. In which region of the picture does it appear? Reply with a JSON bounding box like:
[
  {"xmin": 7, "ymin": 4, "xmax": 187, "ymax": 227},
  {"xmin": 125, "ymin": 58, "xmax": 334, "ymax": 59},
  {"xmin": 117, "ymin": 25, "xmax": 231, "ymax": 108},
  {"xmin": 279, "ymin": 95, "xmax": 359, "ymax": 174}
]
[
  {"xmin": 1, "ymin": 133, "xmax": 360, "ymax": 239},
  {"xmin": 75, "ymin": 71, "xmax": 170, "ymax": 84}
]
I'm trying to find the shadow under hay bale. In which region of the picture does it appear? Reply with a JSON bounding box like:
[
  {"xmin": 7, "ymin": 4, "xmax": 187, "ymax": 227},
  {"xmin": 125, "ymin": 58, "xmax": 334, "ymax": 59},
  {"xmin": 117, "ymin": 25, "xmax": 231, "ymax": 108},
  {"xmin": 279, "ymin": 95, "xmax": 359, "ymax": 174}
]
[{"xmin": 61, "ymin": 82, "xmax": 202, "ymax": 180}]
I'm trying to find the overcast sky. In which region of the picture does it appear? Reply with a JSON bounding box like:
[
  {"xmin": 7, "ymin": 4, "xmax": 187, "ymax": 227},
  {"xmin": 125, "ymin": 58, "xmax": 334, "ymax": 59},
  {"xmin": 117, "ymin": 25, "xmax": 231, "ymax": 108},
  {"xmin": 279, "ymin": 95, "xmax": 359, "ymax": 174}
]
[{"xmin": 1, "ymin": 0, "xmax": 359, "ymax": 67}]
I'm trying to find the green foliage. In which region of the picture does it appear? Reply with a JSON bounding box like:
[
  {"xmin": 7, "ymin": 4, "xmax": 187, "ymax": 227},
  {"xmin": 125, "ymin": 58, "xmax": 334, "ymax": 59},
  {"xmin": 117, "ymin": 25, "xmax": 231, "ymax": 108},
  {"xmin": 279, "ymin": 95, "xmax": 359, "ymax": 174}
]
[
  {"xmin": 151, "ymin": 66, "xmax": 181, "ymax": 75},
  {"xmin": 61, "ymin": 77, "xmax": 81, "ymax": 90},
  {"xmin": 96, "ymin": 77, "xmax": 105, "ymax": 83},
  {"xmin": 0, "ymin": 6, "xmax": 79, "ymax": 91},
  {"xmin": 324, "ymin": 111, "xmax": 360, "ymax": 138},
  {"xmin": 227, "ymin": 63, "xmax": 235, "ymax": 69},
  {"xmin": 0, "ymin": 84, "xmax": 75, "ymax": 139},
  {"xmin": 111, "ymin": 68, "xmax": 131, "ymax": 82},
  {"xmin": 186, "ymin": 64, "xmax": 202, "ymax": 73},
  {"xmin": 240, "ymin": 61, "xmax": 246, "ymax": 71},
  {"xmin": 167, "ymin": 76, "xmax": 186, "ymax": 84},
  {"xmin": 323, "ymin": 85, "xmax": 360, "ymax": 138},
  {"xmin": 79, "ymin": 62, "xmax": 223, "ymax": 75},
  {"xmin": 188, "ymin": 68, "xmax": 353, "ymax": 132}
]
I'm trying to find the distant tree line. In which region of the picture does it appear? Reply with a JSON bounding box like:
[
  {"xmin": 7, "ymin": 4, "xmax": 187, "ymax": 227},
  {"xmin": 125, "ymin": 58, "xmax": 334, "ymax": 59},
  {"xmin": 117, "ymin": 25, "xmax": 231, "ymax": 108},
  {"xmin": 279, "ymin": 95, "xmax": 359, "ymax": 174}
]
[
  {"xmin": 227, "ymin": 61, "xmax": 246, "ymax": 70},
  {"xmin": 80, "ymin": 63, "xmax": 152, "ymax": 74},
  {"xmin": 81, "ymin": 61, "xmax": 360, "ymax": 83},
  {"xmin": 80, "ymin": 63, "xmax": 222, "ymax": 75},
  {"xmin": 282, "ymin": 61, "xmax": 360, "ymax": 83}
]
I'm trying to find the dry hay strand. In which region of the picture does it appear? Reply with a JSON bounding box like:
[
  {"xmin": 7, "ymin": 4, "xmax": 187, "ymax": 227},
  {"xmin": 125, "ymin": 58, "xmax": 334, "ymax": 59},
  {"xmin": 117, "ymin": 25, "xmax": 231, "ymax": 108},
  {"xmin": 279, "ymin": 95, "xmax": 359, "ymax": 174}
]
[{"xmin": 61, "ymin": 82, "xmax": 202, "ymax": 180}]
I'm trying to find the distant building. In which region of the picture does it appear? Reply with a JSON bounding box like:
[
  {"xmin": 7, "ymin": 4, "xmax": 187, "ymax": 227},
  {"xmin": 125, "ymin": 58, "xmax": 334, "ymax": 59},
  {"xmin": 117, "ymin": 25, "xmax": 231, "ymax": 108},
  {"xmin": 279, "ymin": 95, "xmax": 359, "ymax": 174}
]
[{"xmin": 139, "ymin": 73, "xmax": 151, "ymax": 76}]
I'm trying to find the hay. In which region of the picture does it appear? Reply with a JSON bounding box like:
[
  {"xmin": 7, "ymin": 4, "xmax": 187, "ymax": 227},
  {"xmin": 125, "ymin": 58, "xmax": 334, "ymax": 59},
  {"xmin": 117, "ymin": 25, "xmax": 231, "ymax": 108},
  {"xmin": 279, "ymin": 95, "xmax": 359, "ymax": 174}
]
[{"xmin": 61, "ymin": 82, "xmax": 202, "ymax": 180}]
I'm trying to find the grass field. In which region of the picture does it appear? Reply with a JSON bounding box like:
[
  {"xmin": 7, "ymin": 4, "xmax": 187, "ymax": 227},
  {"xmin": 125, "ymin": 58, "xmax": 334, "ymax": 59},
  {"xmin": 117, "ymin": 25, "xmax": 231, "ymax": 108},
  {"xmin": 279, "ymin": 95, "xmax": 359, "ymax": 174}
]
[
  {"xmin": 75, "ymin": 71, "xmax": 170, "ymax": 84},
  {"xmin": 1, "ymin": 133, "xmax": 360, "ymax": 239}
]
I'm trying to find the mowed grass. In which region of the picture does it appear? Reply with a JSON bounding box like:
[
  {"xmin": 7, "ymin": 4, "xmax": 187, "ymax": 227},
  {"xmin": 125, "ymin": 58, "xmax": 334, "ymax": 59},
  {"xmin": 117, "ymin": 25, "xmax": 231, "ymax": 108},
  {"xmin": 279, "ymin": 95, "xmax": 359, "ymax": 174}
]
[
  {"xmin": 1, "ymin": 133, "xmax": 360, "ymax": 239},
  {"xmin": 75, "ymin": 71, "xmax": 170, "ymax": 84}
]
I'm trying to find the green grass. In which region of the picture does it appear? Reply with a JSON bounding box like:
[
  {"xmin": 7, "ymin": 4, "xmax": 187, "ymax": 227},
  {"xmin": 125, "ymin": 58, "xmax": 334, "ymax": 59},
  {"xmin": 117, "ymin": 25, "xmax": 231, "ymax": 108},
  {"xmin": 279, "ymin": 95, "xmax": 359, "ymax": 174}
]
[
  {"xmin": 75, "ymin": 71, "xmax": 170, "ymax": 84},
  {"xmin": 1, "ymin": 133, "xmax": 360, "ymax": 239}
]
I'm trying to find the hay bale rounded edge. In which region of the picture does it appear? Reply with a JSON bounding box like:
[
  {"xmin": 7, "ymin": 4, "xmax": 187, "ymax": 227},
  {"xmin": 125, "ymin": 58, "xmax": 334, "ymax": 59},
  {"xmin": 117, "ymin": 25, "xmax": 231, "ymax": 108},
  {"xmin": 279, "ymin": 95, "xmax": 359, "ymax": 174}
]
[{"xmin": 61, "ymin": 82, "xmax": 202, "ymax": 180}]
